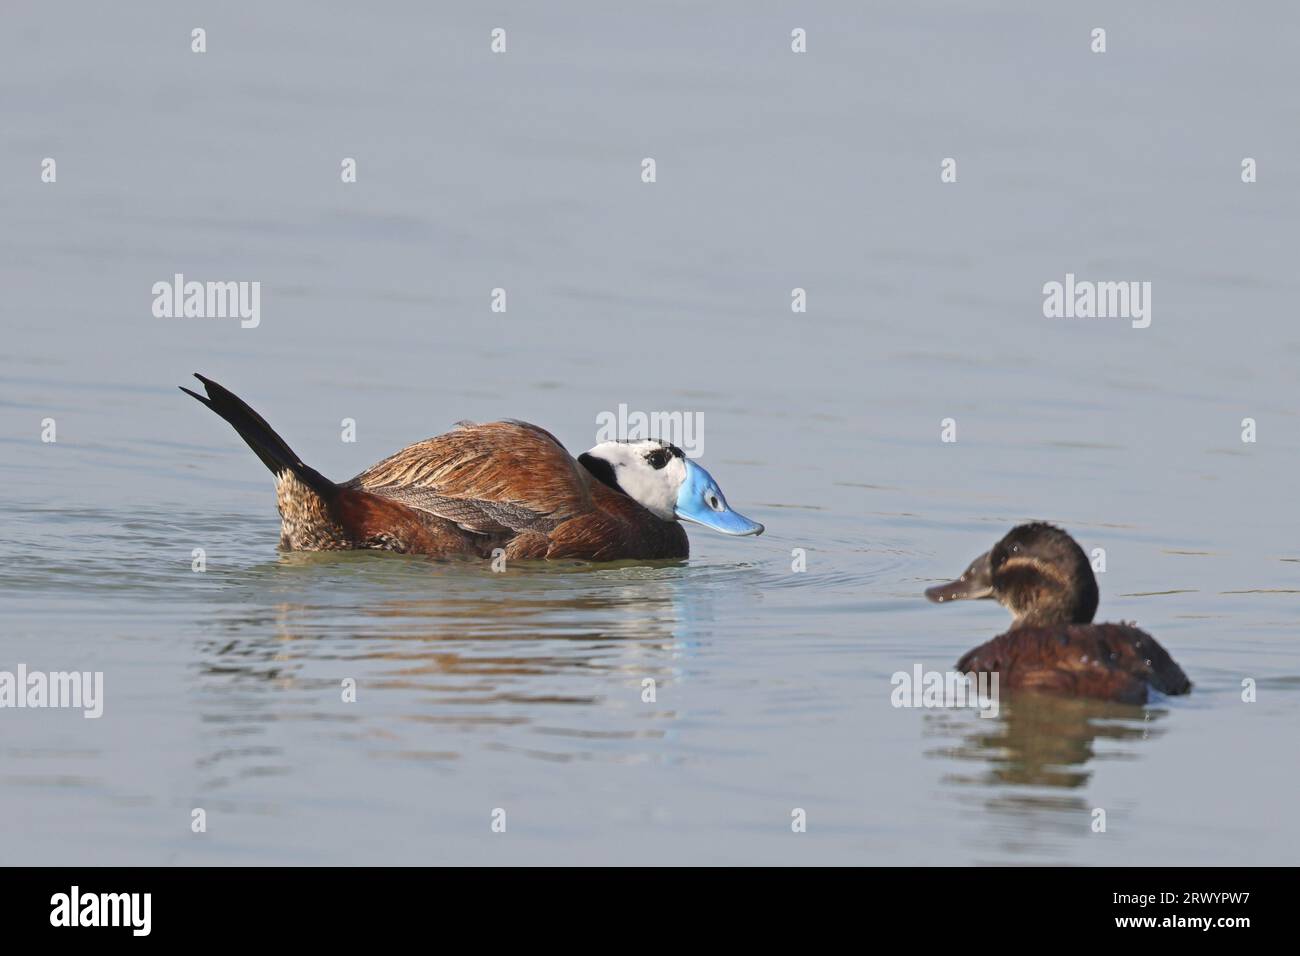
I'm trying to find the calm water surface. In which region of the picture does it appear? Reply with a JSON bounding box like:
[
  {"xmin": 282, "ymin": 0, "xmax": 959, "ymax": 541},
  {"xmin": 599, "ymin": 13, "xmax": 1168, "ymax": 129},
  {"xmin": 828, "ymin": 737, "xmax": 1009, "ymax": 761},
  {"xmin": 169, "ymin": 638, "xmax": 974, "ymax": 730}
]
[{"xmin": 2, "ymin": 2, "xmax": 1298, "ymax": 864}]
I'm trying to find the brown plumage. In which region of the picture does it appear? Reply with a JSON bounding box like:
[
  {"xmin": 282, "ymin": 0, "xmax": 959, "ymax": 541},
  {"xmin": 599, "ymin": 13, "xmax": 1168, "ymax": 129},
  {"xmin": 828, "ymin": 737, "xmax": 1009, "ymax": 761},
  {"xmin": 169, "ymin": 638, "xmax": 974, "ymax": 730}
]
[
  {"xmin": 926, "ymin": 523, "xmax": 1192, "ymax": 704},
  {"xmin": 345, "ymin": 420, "xmax": 685, "ymax": 559},
  {"xmin": 956, "ymin": 622, "xmax": 1191, "ymax": 705},
  {"xmin": 182, "ymin": 375, "xmax": 691, "ymax": 561}
]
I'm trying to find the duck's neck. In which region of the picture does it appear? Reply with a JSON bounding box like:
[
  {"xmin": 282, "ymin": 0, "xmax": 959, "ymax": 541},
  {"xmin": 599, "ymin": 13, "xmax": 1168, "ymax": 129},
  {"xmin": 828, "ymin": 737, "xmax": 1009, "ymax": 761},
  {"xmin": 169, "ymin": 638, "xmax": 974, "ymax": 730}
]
[
  {"xmin": 1009, "ymin": 600, "xmax": 1093, "ymax": 629},
  {"xmin": 589, "ymin": 480, "xmax": 689, "ymax": 559}
]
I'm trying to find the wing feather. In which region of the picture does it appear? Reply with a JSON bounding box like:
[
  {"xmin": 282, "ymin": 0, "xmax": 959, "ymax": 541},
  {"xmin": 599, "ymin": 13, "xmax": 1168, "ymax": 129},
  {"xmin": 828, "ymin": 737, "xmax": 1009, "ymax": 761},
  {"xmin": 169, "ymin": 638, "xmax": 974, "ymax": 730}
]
[{"xmin": 346, "ymin": 421, "xmax": 593, "ymax": 535}]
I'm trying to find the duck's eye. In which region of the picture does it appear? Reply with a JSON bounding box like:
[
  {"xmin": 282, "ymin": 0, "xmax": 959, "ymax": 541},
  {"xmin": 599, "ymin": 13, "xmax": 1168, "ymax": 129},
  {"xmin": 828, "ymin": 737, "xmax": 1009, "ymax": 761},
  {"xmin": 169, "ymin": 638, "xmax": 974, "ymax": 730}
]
[
  {"xmin": 646, "ymin": 449, "xmax": 669, "ymax": 469},
  {"xmin": 708, "ymin": 494, "xmax": 721, "ymax": 511}
]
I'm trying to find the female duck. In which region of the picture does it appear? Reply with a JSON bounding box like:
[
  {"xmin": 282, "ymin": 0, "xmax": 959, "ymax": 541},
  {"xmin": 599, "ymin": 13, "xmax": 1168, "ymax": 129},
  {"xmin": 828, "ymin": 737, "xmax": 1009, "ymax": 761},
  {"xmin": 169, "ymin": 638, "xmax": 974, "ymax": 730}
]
[
  {"xmin": 925, "ymin": 522, "xmax": 1191, "ymax": 704},
  {"xmin": 182, "ymin": 374, "xmax": 763, "ymax": 561}
]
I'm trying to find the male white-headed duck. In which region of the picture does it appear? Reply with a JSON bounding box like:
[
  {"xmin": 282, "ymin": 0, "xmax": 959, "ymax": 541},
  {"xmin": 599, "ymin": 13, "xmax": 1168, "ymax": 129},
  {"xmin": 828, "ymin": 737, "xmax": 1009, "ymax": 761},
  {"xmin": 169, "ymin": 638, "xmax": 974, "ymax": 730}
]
[
  {"xmin": 181, "ymin": 375, "xmax": 762, "ymax": 562},
  {"xmin": 925, "ymin": 522, "xmax": 1191, "ymax": 704}
]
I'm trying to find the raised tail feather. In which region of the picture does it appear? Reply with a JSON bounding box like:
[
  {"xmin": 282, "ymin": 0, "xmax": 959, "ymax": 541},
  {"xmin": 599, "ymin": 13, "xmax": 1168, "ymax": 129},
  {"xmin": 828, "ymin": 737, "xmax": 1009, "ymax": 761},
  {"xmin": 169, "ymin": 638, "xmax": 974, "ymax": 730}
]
[{"xmin": 180, "ymin": 373, "xmax": 336, "ymax": 500}]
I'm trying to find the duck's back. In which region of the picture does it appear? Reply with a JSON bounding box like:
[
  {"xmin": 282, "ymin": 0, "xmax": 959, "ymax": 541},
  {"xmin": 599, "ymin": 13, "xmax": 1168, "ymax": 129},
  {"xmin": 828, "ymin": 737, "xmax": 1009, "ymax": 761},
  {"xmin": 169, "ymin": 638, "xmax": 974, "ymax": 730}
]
[
  {"xmin": 348, "ymin": 420, "xmax": 687, "ymax": 560},
  {"xmin": 350, "ymin": 420, "xmax": 592, "ymax": 533},
  {"xmin": 956, "ymin": 623, "xmax": 1192, "ymax": 704}
]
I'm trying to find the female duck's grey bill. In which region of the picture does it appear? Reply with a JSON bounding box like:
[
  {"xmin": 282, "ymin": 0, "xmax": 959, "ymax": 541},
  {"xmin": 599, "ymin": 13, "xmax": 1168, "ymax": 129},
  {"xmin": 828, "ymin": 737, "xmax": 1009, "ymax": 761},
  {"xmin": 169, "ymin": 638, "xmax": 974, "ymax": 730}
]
[{"xmin": 924, "ymin": 549, "xmax": 995, "ymax": 604}]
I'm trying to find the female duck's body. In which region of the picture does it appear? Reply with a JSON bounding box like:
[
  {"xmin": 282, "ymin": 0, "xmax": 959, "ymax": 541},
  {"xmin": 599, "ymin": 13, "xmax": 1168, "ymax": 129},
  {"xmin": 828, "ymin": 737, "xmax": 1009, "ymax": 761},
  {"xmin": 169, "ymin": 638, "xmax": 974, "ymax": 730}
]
[
  {"xmin": 926, "ymin": 523, "xmax": 1191, "ymax": 704},
  {"xmin": 182, "ymin": 375, "xmax": 761, "ymax": 562},
  {"xmin": 955, "ymin": 622, "xmax": 1190, "ymax": 705}
]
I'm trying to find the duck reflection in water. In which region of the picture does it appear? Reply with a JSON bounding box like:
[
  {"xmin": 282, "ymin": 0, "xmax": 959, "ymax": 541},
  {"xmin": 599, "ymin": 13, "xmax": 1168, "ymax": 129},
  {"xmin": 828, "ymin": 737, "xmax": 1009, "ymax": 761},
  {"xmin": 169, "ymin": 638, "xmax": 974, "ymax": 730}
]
[
  {"xmin": 927, "ymin": 694, "xmax": 1169, "ymax": 790},
  {"xmin": 190, "ymin": 555, "xmax": 715, "ymax": 776}
]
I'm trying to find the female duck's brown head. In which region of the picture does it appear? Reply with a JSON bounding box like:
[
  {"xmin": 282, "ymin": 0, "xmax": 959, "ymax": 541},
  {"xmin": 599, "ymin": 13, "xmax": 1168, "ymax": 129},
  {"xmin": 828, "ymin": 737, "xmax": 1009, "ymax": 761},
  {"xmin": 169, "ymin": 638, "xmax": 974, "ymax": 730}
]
[{"xmin": 925, "ymin": 522, "xmax": 1099, "ymax": 628}]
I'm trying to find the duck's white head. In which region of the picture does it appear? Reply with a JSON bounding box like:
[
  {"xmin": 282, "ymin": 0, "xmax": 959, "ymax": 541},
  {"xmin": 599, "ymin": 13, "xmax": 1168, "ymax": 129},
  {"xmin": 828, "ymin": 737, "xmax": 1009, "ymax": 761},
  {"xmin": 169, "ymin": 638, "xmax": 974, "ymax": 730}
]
[{"xmin": 578, "ymin": 439, "xmax": 764, "ymax": 536}]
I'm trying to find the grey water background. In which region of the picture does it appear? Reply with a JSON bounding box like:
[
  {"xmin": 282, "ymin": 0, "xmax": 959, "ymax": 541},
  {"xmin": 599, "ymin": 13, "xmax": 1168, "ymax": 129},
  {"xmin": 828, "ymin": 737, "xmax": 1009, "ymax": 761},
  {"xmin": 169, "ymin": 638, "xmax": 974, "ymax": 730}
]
[{"xmin": 2, "ymin": 1, "xmax": 1298, "ymax": 865}]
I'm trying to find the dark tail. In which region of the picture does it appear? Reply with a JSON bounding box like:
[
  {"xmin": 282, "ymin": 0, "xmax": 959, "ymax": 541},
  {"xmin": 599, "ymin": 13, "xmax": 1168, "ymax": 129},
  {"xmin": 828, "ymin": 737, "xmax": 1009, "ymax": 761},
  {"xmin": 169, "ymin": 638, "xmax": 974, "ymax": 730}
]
[{"xmin": 180, "ymin": 374, "xmax": 336, "ymax": 500}]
